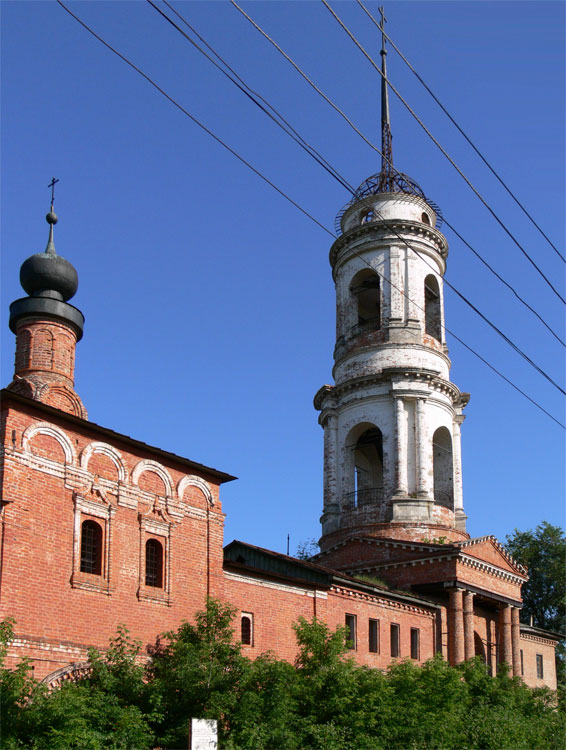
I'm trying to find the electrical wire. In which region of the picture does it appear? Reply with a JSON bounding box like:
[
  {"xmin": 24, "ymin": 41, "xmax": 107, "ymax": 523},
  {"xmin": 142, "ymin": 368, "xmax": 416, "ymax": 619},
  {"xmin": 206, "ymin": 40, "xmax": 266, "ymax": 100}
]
[
  {"xmin": 155, "ymin": 0, "xmax": 356, "ymax": 195},
  {"xmin": 320, "ymin": 0, "xmax": 566, "ymax": 305},
  {"xmin": 146, "ymin": 0, "xmax": 355, "ymax": 195},
  {"xmin": 154, "ymin": 0, "xmax": 565, "ymax": 383},
  {"xmin": 356, "ymin": 0, "xmax": 565, "ymax": 264},
  {"xmin": 228, "ymin": 0, "xmax": 564, "ymax": 347},
  {"xmin": 55, "ymin": 0, "xmax": 565, "ymax": 429},
  {"xmin": 55, "ymin": 0, "xmax": 335, "ymax": 240}
]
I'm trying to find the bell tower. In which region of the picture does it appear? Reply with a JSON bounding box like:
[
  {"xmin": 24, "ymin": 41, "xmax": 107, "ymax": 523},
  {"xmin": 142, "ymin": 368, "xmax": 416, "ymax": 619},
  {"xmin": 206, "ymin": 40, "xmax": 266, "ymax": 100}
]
[{"xmin": 314, "ymin": 13, "xmax": 469, "ymax": 550}]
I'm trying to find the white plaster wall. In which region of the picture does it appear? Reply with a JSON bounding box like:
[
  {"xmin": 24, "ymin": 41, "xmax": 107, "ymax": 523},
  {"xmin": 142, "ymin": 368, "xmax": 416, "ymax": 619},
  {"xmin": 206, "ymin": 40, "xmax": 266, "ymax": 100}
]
[
  {"xmin": 342, "ymin": 193, "xmax": 439, "ymax": 233},
  {"xmin": 327, "ymin": 381, "xmax": 457, "ymax": 512},
  {"xmin": 333, "ymin": 235, "xmax": 446, "ymax": 353}
]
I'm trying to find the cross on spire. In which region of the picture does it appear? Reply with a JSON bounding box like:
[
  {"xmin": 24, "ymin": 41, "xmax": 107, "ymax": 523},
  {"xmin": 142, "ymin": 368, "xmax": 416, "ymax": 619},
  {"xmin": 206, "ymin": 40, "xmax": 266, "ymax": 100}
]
[{"xmin": 48, "ymin": 177, "xmax": 59, "ymax": 211}]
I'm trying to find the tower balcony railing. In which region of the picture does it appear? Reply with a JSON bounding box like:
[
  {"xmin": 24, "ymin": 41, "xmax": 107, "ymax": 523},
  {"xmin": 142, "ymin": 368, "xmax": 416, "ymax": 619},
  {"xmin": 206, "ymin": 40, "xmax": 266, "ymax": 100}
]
[
  {"xmin": 349, "ymin": 317, "xmax": 381, "ymax": 338},
  {"xmin": 342, "ymin": 487, "xmax": 384, "ymax": 510},
  {"xmin": 433, "ymin": 489, "xmax": 454, "ymax": 509}
]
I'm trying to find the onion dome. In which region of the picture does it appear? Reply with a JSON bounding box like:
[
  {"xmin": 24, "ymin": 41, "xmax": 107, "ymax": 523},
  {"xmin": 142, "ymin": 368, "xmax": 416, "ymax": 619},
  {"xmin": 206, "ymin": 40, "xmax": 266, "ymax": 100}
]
[
  {"xmin": 9, "ymin": 206, "xmax": 84, "ymax": 340},
  {"xmin": 19, "ymin": 211, "xmax": 79, "ymax": 301}
]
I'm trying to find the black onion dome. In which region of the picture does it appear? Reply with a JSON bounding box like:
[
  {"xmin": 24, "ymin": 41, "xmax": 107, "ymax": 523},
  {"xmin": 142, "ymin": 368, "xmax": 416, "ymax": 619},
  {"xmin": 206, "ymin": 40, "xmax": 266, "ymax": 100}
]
[
  {"xmin": 20, "ymin": 253, "xmax": 78, "ymax": 301},
  {"xmin": 19, "ymin": 211, "xmax": 78, "ymax": 302}
]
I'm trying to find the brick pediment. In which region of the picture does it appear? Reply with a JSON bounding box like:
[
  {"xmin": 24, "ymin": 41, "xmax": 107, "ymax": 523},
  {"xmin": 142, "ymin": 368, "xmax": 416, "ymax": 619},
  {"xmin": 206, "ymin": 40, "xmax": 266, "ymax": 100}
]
[{"xmin": 456, "ymin": 536, "xmax": 527, "ymax": 577}]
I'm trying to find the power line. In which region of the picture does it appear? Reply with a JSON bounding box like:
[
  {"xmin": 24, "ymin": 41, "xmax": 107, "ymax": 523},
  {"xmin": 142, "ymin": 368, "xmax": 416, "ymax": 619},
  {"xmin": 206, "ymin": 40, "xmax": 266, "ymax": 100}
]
[
  {"xmin": 55, "ymin": 0, "xmax": 335, "ymax": 240},
  {"xmin": 442, "ymin": 216, "xmax": 563, "ymax": 348},
  {"xmin": 154, "ymin": 0, "xmax": 565, "ymax": 384},
  {"xmin": 228, "ymin": 0, "xmax": 564, "ymax": 347},
  {"xmin": 320, "ymin": 0, "xmax": 566, "ymax": 306},
  {"xmin": 146, "ymin": 0, "xmax": 355, "ymax": 195},
  {"xmin": 158, "ymin": 0, "xmax": 355, "ymax": 194},
  {"xmin": 356, "ymin": 0, "xmax": 565, "ymax": 264},
  {"xmin": 55, "ymin": 1, "xmax": 565, "ymax": 429}
]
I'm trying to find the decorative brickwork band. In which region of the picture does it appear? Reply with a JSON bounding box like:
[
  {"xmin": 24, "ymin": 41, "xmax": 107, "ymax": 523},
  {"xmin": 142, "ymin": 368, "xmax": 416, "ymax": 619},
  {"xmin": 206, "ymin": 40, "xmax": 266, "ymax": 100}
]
[
  {"xmin": 448, "ymin": 588, "xmax": 464, "ymax": 665},
  {"xmin": 463, "ymin": 590, "xmax": 475, "ymax": 661}
]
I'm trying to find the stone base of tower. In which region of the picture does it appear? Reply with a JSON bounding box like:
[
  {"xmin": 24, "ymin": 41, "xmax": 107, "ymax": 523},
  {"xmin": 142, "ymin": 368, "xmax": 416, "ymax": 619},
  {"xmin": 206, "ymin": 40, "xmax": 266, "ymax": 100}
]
[{"xmin": 319, "ymin": 520, "xmax": 469, "ymax": 553}]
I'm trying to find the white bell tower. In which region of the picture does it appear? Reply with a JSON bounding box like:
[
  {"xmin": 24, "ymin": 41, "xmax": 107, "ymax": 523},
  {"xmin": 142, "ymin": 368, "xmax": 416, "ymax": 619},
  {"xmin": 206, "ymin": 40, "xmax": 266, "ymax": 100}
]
[{"xmin": 315, "ymin": 13, "xmax": 469, "ymax": 550}]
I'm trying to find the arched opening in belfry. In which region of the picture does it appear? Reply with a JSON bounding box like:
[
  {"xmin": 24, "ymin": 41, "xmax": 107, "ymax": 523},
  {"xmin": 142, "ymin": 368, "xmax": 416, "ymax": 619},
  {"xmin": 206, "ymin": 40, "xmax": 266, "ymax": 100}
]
[
  {"xmin": 353, "ymin": 427, "xmax": 384, "ymax": 507},
  {"xmin": 350, "ymin": 269, "xmax": 381, "ymax": 332},
  {"xmin": 424, "ymin": 275, "xmax": 441, "ymax": 341},
  {"xmin": 432, "ymin": 427, "xmax": 454, "ymax": 509}
]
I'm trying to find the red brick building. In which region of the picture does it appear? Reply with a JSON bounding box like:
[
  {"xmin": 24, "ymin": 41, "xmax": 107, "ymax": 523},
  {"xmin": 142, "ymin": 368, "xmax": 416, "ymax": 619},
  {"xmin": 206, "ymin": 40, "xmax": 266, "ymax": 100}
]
[
  {"xmin": 0, "ymin": 93, "xmax": 561, "ymax": 693},
  {"xmin": 0, "ymin": 196, "xmax": 559, "ymax": 693}
]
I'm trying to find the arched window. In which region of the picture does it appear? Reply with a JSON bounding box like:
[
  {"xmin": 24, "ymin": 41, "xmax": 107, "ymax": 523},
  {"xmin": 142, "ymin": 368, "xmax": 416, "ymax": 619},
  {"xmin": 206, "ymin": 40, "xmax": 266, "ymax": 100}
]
[
  {"xmin": 432, "ymin": 427, "xmax": 454, "ymax": 509},
  {"xmin": 350, "ymin": 270, "xmax": 380, "ymax": 332},
  {"xmin": 241, "ymin": 614, "xmax": 253, "ymax": 645},
  {"xmin": 80, "ymin": 520, "xmax": 102, "ymax": 575},
  {"xmin": 424, "ymin": 275, "xmax": 441, "ymax": 340},
  {"xmin": 353, "ymin": 427, "xmax": 384, "ymax": 507},
  {"xmin": 145, "ymin": 539, "xmax": 164, "ymax": 588}
]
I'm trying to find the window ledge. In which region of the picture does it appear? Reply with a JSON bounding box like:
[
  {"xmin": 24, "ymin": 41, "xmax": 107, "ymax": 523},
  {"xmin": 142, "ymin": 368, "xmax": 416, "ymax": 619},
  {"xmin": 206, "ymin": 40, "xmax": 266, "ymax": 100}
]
[
  {"xmin": 137, "ymin": 586, "xmax": 171, "ymax": 606},
  {"xmin": 71, "ymin": 572, "xmax": 112, "ymax": 595}
]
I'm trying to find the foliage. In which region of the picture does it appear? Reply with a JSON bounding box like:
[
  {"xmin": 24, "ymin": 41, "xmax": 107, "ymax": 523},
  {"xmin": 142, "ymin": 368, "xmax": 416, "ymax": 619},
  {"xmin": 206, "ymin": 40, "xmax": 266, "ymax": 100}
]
[
  {"xmin": 295, "ymin": 537, "xmax": 320, "ymax": 559},
  {"xmin": 147, "ymin": 598, "xmax": 250, "ymax": 748},
  {"xmin": 0, "ymin": 620, "xmax": 153, "ymax": 749},
  {"xmin": 505, "ymin": 522, "xmax": 566, "ymax": 702},
  {"xmin": 505, "ymin": 522, "xmax": 565, "ymax": 633},
  {"xmin": 2, "ymin": 600, "xmax": 565, "ymax": 749}
]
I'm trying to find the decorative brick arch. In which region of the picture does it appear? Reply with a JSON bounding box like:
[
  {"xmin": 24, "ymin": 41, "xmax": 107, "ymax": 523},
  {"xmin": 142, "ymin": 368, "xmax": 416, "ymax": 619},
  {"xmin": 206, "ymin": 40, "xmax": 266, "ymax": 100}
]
[
  {"xmin": 177, "ymin": 475, "xmax": 214, "ymax": 507},
  {"xmin": 41, "ymin": 661, "xmax": 91, "ymax": 689},
  {"xmin": 132, "ymin": 459, "xmax": 174, "ymax": 497},
  {"xmin": 22, "ymin": 422, "xmax": 76, "ymax": 464},
  {"xmin": 80, "ymin": 442, "xmax": 127, "ymax": 482}
]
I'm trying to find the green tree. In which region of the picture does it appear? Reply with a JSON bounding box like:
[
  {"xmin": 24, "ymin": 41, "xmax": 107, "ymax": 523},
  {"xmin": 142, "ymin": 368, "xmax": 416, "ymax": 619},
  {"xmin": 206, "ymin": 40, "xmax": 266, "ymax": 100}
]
[
  {"xmin": 295, "ymin": 538, "xmax": 320, "ymax": 560},
  {"xmin": 505, "ymin": 522, "xmax": 566, "ymax": 701},
  {"xmin": 505, "ymin": 522, "xmax": 565, "ymax": 633},
  {"xmin": 147, "ymin": 598, "xmax": 250, "ymax": 749},
  {"xmin": 0, "ymin": 619, "xmax": 153, "ymax": 749}
]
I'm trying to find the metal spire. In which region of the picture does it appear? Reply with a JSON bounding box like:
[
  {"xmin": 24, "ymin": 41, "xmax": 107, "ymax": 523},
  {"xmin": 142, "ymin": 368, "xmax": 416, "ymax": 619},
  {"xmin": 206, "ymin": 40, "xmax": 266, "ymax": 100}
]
[
  {"xmin": 378, "ymin": 7, "xmax": 394, "ymax": 193},
  {"xmin": 45, "ymin": 177, "xmax": 59, "ymax": 254}
]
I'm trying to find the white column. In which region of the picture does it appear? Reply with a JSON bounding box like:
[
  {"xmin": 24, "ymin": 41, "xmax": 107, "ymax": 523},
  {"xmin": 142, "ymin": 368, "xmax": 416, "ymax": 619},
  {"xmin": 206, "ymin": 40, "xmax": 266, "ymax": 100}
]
[
  {"xmin": 323, "ymin": 413, "xmax": 338, "ymax": 510},
  {"xmin": 452, "ymin": 417, "xmax": 464, "ymax": 512},
  {"xmin": 415, "ymin": 398, "xmax": 429, "ymax": 497},
  {"xmin": 394, "ymin": 397, "xmax": 408, "ymax": 495}
]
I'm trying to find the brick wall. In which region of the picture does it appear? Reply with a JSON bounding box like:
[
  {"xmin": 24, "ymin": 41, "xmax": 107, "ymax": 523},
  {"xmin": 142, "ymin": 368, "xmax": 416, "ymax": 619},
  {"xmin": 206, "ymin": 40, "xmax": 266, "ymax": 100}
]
[
  {"xmin": 519, "ymin": 633, "xmax": 558, "ymax": 690},
  {"xmin": 223, "ymin": 568, "xmax": 438, "ymax": 669},
  {"xmin": 0, "ymin": 399, "xmax": 226, "ymax": 680}
]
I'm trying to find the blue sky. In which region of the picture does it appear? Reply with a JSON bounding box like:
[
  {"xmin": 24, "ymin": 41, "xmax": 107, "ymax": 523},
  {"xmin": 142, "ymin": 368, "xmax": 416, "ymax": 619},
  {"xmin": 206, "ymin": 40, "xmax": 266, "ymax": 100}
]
[{"xmin": 1, "ymin": 1, "xmax": 564, "ymax": 554}]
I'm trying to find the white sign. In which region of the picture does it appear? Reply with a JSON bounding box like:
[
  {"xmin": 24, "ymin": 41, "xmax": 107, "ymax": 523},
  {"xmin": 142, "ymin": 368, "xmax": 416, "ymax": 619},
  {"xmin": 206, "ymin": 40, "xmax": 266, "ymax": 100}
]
[{"xmin": 190, "ymin": 718, "xmax": 218, "ymax": 750}]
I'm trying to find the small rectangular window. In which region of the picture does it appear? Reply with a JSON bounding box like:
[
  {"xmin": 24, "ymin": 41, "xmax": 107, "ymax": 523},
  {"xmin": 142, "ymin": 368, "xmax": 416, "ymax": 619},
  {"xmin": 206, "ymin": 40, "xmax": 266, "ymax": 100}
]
[
  {"xmin": 390, "ymin": 623, "xmax": 400, "ymax": 658},
  {"xmin": 145, "ymin": 538, "xmax": 164, "ymax": 588},
  {"xmin": 369, "ymin": 619, "xmax": 379, "ymax": 653},
  {"xmin": 520, "ymin": 649, "xmax": 524, "ymax": 676},
  {"xmin": 410, "ymin": 628, "xmax": 420, "ymax": 660},
  {"xmin": 241, "ymin": 613, "xmax": 253, "ymax": 646},
  {"xmin": 536, "ymin": 654, "xmax": 544, "ymax": 679},
  {"xmin": 345, "ymin": 614, "xmax": 357, "ymax": 650}
]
